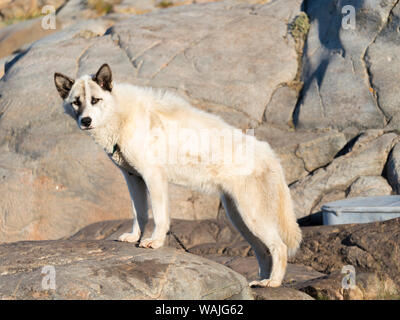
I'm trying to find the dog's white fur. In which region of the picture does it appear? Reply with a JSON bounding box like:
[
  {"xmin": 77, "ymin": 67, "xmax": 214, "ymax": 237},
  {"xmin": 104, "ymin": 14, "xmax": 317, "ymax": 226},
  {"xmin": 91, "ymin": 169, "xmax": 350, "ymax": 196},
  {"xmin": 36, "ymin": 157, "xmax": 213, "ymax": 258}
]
[{"xmin": 54, "ymin": 64, "xmax": 302, "ymax": 287}]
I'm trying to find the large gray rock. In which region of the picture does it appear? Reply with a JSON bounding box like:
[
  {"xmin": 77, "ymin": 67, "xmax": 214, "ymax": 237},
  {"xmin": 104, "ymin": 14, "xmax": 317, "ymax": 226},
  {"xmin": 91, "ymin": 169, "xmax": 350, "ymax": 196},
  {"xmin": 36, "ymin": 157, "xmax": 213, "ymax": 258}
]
[
  {"xmin": 0, "ymin": 0, "xmax": 303, "ymax": 242},
  {"xmin": 366, "ymin": 2, "xmax": 400, "ymax": 129},
  {"xmin": 71, "ymin": 217, "xmax": 400, "ymax": 300},
  {"xmin": 295, "ymin": 0, "xmax": 398, "ymax": 132},
  {"xmin": 70, "ymin": 218, "xmax": 318, "ymax": 300},
  {"xmin": 108, "ymin": 0, "xmax": 301, "ymax": 125},
  {"xmin": 347, "ymin": 176, "xmax": 393, "ymax": 198},
  {"xmin": 0, "ymin": 240, "xmax": 253, "ymax": 299},
  {"xmin": 294, "ymin": 130, "xmax": 347, "ymax": 172},
  {"xmin": 256, "ymin": 126, "xmax": 347, "ymax": 184},
  {"xmin": 290, "ymin": 131, "xmax": 399, "ymax": 218},
  {"xmin": 264, "ymin": 85, "xmax": 298, "ymax": 128}
]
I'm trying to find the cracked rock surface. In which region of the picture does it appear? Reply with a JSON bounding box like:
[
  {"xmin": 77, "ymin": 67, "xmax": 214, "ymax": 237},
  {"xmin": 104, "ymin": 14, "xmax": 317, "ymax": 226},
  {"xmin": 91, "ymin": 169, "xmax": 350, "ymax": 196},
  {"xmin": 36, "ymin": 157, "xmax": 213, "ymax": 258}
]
[
  {"xmin": 295, "ymin": 0, "xmax": 398, "ymax": 131},
  {"xmin": 0, "ymin": 240, "xmax": 253, "ymax": 299},
  {"xmin": 291, "ymin": 130, "xmax": 399, "ymax": 218},
  {"xmin": 66, "ymin": 216, "xmax": 400, "ymax": 299}
]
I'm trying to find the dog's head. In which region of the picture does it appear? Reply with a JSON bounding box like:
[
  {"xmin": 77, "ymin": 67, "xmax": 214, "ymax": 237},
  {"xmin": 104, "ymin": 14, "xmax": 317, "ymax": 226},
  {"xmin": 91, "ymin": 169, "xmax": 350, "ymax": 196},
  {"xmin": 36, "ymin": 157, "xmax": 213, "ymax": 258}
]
[{"xmin": 54, "ymin": 64, "xmax": 114, "ymax": 131}]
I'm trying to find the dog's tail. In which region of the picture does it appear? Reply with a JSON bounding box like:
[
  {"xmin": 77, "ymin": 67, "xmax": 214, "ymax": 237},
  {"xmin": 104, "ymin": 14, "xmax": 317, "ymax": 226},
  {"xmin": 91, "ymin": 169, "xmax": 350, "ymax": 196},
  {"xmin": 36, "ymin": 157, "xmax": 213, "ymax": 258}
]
[{"xmin": 276, "ymin": 173, "xmax": 302, "ymax": 258}]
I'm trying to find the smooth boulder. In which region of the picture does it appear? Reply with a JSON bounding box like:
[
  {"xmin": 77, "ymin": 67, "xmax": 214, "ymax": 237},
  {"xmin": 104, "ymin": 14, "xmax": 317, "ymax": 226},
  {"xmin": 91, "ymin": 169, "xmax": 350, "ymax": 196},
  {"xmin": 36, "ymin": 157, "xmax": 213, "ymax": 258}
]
[{"xmin": 0, "ymin": 240, "xmax": 253, "ymax": 300}]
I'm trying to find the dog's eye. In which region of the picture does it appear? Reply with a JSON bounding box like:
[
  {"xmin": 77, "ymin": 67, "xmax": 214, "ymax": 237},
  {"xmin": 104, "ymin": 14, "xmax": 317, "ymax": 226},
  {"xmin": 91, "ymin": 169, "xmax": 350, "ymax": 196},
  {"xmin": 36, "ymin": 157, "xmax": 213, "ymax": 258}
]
[
  {"xmin": 91, "ymin": 97, "xmax": 101, "ymax": 105},
  {"xmin": 72, "ymin": 97, "xmax": 81, "ymax": 107}
]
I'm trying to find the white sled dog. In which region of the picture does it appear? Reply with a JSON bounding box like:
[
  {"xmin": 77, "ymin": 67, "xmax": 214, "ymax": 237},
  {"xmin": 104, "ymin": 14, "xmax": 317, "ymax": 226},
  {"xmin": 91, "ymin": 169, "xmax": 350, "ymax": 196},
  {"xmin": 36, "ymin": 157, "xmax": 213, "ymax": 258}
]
[{"xmin": 54, "ymin": 64, "xmax": 302, "ymax": 287}]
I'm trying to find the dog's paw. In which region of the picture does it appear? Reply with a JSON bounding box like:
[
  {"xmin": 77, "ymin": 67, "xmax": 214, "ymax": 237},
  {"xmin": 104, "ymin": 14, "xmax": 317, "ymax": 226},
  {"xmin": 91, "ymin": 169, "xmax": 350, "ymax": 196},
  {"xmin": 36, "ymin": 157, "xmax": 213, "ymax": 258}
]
[
  {"xmin": 118, "ymin": 232, "xmax": 140, "ymax": 243},
  {"xmin": 139, "ymin": 238, "xmax": 164, "ymax": 249},
  {"xmin": 249, "ymin": 279, "xmax": 281, "ymax": 288}
]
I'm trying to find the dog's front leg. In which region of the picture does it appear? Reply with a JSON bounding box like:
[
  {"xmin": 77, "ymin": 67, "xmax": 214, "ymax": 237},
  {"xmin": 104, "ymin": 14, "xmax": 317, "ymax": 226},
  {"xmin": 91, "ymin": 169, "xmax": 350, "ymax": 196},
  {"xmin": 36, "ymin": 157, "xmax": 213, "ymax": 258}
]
[
  {"xmin": 118, "ymin": 170, "xmax": 148, "ymax": 243},
  {"xmin": 139, "ymin": 171, "xmax": 169, "ymax": 249}
]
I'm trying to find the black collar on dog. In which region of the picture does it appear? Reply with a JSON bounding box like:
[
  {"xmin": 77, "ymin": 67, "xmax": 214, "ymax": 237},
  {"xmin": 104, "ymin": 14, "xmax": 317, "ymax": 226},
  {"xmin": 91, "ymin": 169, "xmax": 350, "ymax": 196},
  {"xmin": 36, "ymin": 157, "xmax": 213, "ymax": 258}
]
[
  {"xmin": 108, "ymin": 144, "xmax": 137, "ymax": 177},
  {"xmin": 109, "ymin": 144, "xmax": 119, "ymax": 157}
]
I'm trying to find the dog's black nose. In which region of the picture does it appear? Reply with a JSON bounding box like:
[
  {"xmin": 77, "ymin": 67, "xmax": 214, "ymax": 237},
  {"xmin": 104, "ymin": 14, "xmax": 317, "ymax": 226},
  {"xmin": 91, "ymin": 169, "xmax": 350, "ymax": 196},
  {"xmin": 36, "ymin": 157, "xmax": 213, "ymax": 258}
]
[{"xmin": 81, "ymin": 117, "xmax": 92, "ymax": 127}]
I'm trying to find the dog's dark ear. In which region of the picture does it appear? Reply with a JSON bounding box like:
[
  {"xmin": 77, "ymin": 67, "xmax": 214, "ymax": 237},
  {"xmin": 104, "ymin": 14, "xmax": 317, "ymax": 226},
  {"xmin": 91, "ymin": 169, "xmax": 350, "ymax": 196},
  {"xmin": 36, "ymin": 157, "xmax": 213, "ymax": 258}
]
[
  {"xmin": 54, "ymin": 73, "xmax": 74, "ymax": 99},
  {"xmin": 93, "ymin": 63, "xmax": 112, "ymax": 92}
]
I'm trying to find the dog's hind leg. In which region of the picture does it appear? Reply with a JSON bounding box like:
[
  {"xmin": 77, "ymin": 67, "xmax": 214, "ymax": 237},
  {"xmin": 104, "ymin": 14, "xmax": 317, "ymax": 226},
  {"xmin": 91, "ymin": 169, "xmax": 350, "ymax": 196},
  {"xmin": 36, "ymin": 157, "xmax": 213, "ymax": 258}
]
[
  {"xmin": 118, "ymin": 170, "xmax": 148, "ymax": 243},
  {"xmin": 221, "ymin": 181, "xmax": 287, "ymax": 287},
  {"xmin": 248, "ymin": 232, "xmax": 287, "ymax": 288},
  {"xmin": 221, "ymin": 193, "xmax": 272, "ymax": 283}
]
